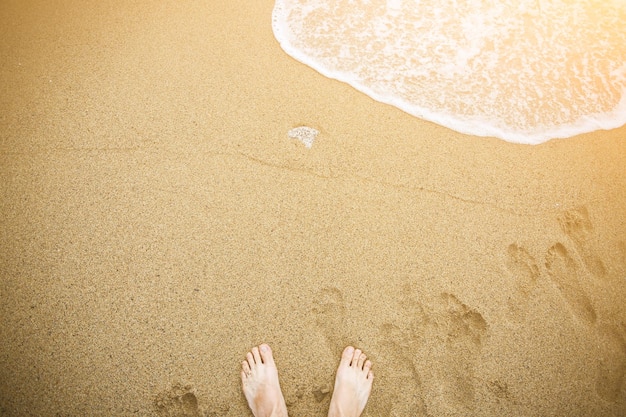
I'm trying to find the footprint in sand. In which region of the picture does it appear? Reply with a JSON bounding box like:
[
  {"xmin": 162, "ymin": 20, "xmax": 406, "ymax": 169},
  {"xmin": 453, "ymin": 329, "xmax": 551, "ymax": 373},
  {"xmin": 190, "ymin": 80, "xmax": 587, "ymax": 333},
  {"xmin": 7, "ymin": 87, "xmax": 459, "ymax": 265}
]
[
  {"xmin": 505, "ymin": 244, "xmax": 540, "ymax": 297},
  {"xmin": 544, "ymin": 243, "xmax": 597, "ymax": 326},
  {"xmin": 430, "ymin": 293, "xmax": 488, "ymax": 413},
  {"xmin": 312, "ymin": 287, "xmax": 349, "ymax": 354},
  {"xmin": 378, "ymin": 286, "xmax": 432, "ymax": 417},
  {"xmin": 154, "ymin": 384, "xmax": 201, "ymax": 417},
  {"xmin": 382, "ymin": 286, "xmax": 488, "ymax": 415},
  {"xmin": 595, "ymin": 325, "xmax": 626, "ymax": 403},
  {"xmin": 558, "ymin": 207, "xmax": 607, "ymax": 280},
  {"xmin": 505, "ymin": 244, "xmax": 539, "ymax": 318},
  {"xmin": 438, "ymin": 293, "xmax": 488, "ymax": 350},
  {"xmin": 379, "ymin": 323, "xmax": 431, "ymax": 417}
]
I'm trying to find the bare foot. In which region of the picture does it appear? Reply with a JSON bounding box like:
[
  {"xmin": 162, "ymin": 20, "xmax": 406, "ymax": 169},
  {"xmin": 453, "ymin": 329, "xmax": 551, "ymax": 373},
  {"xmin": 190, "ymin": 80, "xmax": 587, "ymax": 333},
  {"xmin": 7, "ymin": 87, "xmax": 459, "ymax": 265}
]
[
  {"xmin": 241, "ymin": 344, "xmax": 288, "ymax": 417},
  {"xmin": 328, "ymin": 346, "xmax": 374, "ymax": 417}
]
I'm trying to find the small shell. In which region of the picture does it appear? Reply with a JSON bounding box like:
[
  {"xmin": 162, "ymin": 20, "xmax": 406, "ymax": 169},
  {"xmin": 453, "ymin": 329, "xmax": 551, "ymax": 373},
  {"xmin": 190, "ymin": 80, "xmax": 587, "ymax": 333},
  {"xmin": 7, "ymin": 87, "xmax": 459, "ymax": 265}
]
[{"xmin": 288, "ymin": 126, "xmax": 319, "ymax": 148}]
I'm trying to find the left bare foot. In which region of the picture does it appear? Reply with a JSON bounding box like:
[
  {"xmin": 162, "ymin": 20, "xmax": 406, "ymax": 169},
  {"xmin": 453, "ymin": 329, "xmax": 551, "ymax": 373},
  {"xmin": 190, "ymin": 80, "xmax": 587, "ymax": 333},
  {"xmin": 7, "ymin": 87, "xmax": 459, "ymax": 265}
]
[{"xmin": 241, "ymin": 344, "xmax": 288, "ymax": 417}]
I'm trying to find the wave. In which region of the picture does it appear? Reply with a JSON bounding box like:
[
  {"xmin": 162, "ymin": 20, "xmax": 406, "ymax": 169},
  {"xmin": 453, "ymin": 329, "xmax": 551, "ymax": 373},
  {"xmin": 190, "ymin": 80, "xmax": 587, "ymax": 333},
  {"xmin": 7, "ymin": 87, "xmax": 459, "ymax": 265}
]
[{"xmin": 272, "ymin": 0, "xmax": 626, "ymax": 144}]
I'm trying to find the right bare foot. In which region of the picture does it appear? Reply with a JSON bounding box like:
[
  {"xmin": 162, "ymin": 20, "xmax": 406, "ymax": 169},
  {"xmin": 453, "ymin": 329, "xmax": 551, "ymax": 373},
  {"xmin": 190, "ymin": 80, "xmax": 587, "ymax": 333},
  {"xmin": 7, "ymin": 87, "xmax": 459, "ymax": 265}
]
[
  {"xmin": 328, "ymin": 346, "xmax": 374, "ymax": 417},
  {"xmin": 241, "ymin": 344, "xmax": 288, "ymax": 417}
]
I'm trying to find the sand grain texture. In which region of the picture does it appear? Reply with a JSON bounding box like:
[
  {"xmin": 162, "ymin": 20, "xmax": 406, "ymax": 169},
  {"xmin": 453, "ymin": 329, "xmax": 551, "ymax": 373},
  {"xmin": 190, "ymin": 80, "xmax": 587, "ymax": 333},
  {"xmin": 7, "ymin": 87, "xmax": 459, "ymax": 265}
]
[{"xmin": 1, "ymin": 1, "xmax": 625, "ymax": 416}]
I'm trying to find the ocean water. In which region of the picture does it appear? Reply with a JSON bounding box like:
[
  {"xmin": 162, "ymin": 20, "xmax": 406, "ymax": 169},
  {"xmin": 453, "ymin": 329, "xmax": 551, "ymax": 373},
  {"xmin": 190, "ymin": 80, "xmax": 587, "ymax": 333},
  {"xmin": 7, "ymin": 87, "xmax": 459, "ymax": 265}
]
[{"xmin": 272, "ymin": 0, "xmax": 626, "ymax": 144}]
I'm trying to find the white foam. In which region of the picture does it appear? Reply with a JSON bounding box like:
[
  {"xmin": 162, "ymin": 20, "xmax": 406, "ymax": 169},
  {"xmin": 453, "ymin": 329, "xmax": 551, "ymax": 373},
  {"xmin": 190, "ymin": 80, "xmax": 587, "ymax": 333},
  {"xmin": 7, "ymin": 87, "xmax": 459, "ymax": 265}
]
[{"xmin": 272, "ymin": 0, "xmax": 626, "ymax": 144}]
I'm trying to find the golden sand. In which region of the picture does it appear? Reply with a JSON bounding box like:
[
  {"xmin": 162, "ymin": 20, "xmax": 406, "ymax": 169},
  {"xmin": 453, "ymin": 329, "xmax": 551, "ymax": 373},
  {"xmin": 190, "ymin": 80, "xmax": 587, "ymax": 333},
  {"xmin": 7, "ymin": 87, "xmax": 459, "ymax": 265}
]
[{"xmin": 1, "ymin": 1, "xmax": 625, "ymax": 416}]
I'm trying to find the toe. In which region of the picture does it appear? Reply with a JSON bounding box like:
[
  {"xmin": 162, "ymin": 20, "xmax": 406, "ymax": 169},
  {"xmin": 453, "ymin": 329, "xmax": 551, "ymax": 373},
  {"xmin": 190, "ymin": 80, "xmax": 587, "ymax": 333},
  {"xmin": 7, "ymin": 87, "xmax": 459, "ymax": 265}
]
[
  {"xmin": 252, "ymin": 346, "xmax": 262, "ymax": 364},
  {"xmin": 246, "ymin": 352, "xmax": 255, "ymax": 367},
  {"xmin": 352, "ymin": 349, "xmax": 362, "ymax": 367},
  {"xmin": 259, "ymin": 344, "xmax": 275, "ymax": 365},
  {"xmin": 340, "ymin": 346, "xmax": 355, "ymax": 367},
  {"xmin": 242, "ymin": 360, "xmax": 251, "ymax": 375},
  {"xmin": 357, "ymin": 353, "xmax": 366, "ymax": 370},
  {"xmin": 364, "ymin": 360, "xmax": 372, "ymax": 373}
]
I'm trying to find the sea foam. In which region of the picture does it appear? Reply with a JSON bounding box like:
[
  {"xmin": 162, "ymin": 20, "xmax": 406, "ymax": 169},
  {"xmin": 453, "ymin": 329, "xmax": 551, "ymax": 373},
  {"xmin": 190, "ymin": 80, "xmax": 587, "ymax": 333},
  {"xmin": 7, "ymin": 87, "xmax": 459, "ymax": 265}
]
[{"xmin": 272, "ymin": 0, "xmax": 626, "ymax": 144}]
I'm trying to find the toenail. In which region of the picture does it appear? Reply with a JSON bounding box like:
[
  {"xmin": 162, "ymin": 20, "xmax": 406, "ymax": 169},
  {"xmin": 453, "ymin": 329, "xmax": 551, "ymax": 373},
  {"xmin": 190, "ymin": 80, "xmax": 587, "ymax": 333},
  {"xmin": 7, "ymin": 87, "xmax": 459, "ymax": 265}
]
[{"xmin": 261, "ymin": 345, "xmax": 268, "ymax": 352}]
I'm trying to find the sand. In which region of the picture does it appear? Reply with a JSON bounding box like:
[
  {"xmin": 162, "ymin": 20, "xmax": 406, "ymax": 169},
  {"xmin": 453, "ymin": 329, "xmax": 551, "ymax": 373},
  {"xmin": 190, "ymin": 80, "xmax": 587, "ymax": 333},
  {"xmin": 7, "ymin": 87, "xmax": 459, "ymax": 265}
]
[{"xmin": 1, "ymin": 1, "xmax": 625, "ymax": 416}]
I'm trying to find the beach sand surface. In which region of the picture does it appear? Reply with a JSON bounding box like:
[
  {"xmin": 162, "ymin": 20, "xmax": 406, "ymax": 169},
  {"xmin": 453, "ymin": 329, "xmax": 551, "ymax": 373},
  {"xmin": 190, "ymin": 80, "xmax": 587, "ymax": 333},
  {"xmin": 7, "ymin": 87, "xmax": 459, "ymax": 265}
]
[{"xmin": 1, "ymin": 1, "xmax": 625, "ymax": 416}]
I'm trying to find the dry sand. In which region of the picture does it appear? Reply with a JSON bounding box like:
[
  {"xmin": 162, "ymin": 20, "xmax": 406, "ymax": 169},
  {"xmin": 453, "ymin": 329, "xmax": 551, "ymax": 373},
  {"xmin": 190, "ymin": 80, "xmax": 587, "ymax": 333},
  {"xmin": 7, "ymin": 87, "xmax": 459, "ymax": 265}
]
[{"xmin": 1, "ymin": 1, "xmax": 625, "ymax": 416}]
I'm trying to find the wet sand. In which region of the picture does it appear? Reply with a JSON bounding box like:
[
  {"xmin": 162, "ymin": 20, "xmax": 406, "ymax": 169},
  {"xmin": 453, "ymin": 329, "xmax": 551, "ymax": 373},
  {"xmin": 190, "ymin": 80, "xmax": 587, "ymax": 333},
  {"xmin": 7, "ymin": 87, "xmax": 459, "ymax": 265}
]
[{"xmin": 1, "ymin": 1, "xmax": 625, "ymax": 416}]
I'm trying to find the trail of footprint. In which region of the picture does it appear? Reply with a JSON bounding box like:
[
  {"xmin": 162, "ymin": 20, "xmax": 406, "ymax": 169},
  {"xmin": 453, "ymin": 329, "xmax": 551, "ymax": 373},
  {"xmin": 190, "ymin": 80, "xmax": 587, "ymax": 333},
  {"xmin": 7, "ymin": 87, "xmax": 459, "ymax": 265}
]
[
  {"xmin": 154, "ymin": 384, "xmax": 201, "ymax": 417},
  {"xmin": 429, "ymin": 293, "xmax": 488, "ymax": 413},
  {"xmin": 377, "ymin": 284, "xmax": 433, "ymax": 416},
  {"xmin": 544, "ymin": 243, "xmax": 597, "ymax": 326},
  {"xmin": 379, "ymin": 322, "xmax": 431, "ymax": 417},
  {"xmin": 558, "ymin": 207, "xmax": 607, "ymax": 280},
  {"xmin": 390, "ymin": 286, "xmax": 488, "ymax": 415},
  {"xmin": 595, "ymin": 325, "xmax": 626, "ymax": 403},
  {"xmin": 312, "ymin": 287, "xmax": 349, "ymax": 355},
  {"xmin": 439, "ymin": 293, "xmax": 488, "ymax": 350},
  {"xmin": 505, "ymin": 244, "xmax": 539, "ymax": 297},
  {"xmin": 505, "ymin": 244, "xmax": 539, "ymax": 319}
]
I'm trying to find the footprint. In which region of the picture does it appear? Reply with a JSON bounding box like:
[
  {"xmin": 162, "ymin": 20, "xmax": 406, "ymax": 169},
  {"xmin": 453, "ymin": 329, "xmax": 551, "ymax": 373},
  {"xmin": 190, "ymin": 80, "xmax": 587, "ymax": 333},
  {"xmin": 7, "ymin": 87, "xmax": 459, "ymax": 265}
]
[
  {"xmin": 486, "ymin": 379, "xmax": 516, "ymax": 404},
  {"xmin": 154, "ymin": 384, "xmax": 201, "ymax": 417},
  {"xmin": 429, "ymin": 293, "xmax": 488, "ymax": 412},
  {"xmin": 389, "ymin": 287, "xmax": 487, "ymax": 415},
  {"xmin": 505, "ymin": 244, "xmax": 540, "ymax": 319},
  {"xmin": 595, "ymin": 325, "xmax": 626, "ymax": 402},
  {"xmin": 439, "ymin": 293, "xmax": 488, "ymax": 349},
  {"xmin": 544, "ymin": 243, "xmax": 597, "ymax": 326},
  {"xmin": 379, "ymin": 323, "xmax": 431, "ymax": 417},
  {"xmin": 558, "ymin": 207, "xmax": 607, "ymax": 280},
  {"xmin": 312, "ymin": 287, "xmax": 349, "ymax": 354},
  {"xmin": 505, "ymin": 244, "xmax": 540, "ymax": 298}
]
